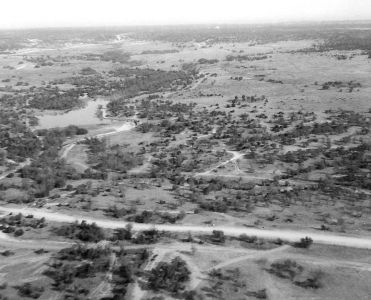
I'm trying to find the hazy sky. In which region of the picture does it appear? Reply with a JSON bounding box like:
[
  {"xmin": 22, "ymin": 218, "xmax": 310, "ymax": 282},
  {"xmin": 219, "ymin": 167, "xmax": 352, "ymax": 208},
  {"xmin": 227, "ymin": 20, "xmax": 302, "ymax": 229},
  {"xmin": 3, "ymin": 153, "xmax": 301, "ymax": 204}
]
[{"xmin": 1, "ymin": 0, "xmax": 371, "ymax": 29}]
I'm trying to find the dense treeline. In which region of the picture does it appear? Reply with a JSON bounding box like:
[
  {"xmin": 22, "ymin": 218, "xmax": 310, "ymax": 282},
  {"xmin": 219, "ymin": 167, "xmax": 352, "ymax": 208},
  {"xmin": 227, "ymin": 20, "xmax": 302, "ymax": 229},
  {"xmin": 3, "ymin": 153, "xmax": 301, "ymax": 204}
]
[
  {"xmin": 20, "ymin": 127, "xmax": 87, "ymax": 197},
  {"xmin": 36, "ymin": 125, "xmax": 88, "ymax": 137},
  {"xmin": 318, "ymin": 30, "xmax": 371, "ymax": 51},
  {"xmin": 50, "ymin": 67, "xmax": 195, "ymax": 111},
  {"xmin": 83, "ymin": 138, "xmax": 143, "ymax": 173},
  {"xmin": 108, "ymin": 68, "xmax": 194, "ymax": 99},
  {"xmin": 0, "ymin": 110, "xmax": 41, "ymax": 162},
  {"xmin": 28, "ymin": 89, "xmax": 83, "ymax": 110}
]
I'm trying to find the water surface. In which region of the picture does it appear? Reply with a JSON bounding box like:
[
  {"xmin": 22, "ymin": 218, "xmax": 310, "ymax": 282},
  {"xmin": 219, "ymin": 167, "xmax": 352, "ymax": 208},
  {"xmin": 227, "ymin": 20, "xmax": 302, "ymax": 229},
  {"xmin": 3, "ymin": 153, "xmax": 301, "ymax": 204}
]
[{"xmin": 36, "ymin": 99, "xmax": 110, "ymax": 129}]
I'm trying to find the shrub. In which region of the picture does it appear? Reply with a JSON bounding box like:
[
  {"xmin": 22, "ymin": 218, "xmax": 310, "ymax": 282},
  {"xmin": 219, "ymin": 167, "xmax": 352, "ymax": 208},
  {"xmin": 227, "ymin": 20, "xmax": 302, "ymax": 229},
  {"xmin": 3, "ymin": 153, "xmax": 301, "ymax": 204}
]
[
  {"xmin": 293, "ymin": 237, "xmax": 313, "ymax": 248},
  {"xmin": 112, "ymin": 225, "xmax": 132, "ymax": 241},
  {"xmin": 210, "ymin": 230, "xmax": 225, "ymax": 244},
  {"xmin": 268, "ymin": 259, "xmax": 323, "ymax": 289},
  {"xmin": 148, "ymin": 257, "xmax": 190, "ymax": 294},
  {"xmin": 268, "ymin": 259, "xmax": 303, "ymax": 280},
  {"xmin": 238, "ymin": 234, "xmax": 257, "ymax": 243},
  {"xmin": 294, "ymin": 270, "xmax": 323, "ymax": 289},
  {"xmin": 53, "ymin": 221, "xmax": 105, "ymax": 242},
  {"xmin": 14, "ymin": 228, "xmax": 24, "ymax": 237},
  {"xmin": 15, "ymin": 283, "xmax": 44, "ymax": 299}
]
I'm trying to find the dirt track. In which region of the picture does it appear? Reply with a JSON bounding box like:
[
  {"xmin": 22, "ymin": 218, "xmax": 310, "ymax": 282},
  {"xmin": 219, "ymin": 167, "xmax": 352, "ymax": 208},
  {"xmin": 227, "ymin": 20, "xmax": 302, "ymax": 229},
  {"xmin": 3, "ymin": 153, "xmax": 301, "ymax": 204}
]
[{"xmin": 1, "ymin": 206, "xmax": 371, "ymax": 249}]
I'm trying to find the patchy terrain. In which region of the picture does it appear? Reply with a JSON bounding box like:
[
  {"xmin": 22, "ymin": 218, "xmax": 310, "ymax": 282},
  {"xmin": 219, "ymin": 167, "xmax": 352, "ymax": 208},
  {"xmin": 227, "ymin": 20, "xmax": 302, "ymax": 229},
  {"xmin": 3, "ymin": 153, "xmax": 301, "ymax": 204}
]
[{"xmin": 0, "ymin": 23, "xmax": 371, "ymax": 299}]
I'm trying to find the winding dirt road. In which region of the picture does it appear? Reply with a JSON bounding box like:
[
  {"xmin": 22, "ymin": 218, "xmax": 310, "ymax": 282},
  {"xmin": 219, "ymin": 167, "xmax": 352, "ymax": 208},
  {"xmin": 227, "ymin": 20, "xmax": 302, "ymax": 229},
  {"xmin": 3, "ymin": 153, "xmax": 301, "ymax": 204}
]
[
  {"xmin": 60, "ymin": 121, "xmax": 136, "ymax": 160},
  {"xmin": 1, "ymin": 121, "xmax": 136, "ymax": 180},
  {"xmin": 196, "ymin": 150, "xmax": 244, "ymax": 176}
]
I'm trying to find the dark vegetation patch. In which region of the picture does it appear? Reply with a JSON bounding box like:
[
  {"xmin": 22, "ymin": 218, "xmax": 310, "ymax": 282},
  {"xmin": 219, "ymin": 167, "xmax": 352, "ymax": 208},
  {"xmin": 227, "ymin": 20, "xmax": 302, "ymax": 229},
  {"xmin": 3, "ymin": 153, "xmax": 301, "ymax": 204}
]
[
  {"xmin": 28, "ymin": 89, "xmax": 83, "ymax": 110},
  {"xmin": 20, "ymin": 127, "xmax": 87, "ymax": 197},
  {"xmin": 226, "ymin": 54, "xmax": 268, "ymax": 62},
  {"xmin": 147, "ymin": 257, "xmax": 190, "ymax": 295},
  {"xmin": 198, "ymin": 58, "xmax": 219, "ymax": 64},
  {"xmin": 0, "ymin": 110, "xmax": 41, "ymax": 162},
  {"xmin": 43, "ymin": 243, "xmax": 148, "ymax": 298},
  {"xmin": 267, "ymin": 259, "xmax": 323, "ymax": 289},
  {"xmin": 0, "ymin": 213, "xmax": 46, "ymax": 237},
  {"xmin": 83, "ymin": 138, "xmax": 143, "ymax": 173},
  {"xmin": 53, "ymin": 221, "xmax": 105, "ymax": 242}
]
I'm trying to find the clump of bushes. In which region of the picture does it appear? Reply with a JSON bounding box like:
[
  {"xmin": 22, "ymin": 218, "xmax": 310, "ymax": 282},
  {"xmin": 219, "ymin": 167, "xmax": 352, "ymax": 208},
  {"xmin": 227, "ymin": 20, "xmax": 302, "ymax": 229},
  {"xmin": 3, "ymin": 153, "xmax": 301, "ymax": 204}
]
[
  {"xmin": 148, "ymin": 257, "xmax": 190, "ymax": 294},
  {"xmin": 15, "ymin": 283, "xmax": 44, "ymax": 299},
  {"xmin": 293, "ymin": 237, "xmax": 313, "ymax": 248},
  {"xmin": 53, "ymin": 221, "xmax": 105, "ymax": 242},
  {"xmin": 267, "ymin": 259, "xmax": 323, "ymax": 289}
]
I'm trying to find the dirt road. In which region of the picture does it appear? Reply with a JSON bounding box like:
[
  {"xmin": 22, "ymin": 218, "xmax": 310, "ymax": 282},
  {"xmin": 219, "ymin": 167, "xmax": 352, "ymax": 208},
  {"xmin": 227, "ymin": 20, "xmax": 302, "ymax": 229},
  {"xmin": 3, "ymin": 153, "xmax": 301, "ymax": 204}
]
[
  {"xmin": 60, "ymin": 121, "xmax": 136, "ymax": 160},
  {"xmin": 0, "ymin": 159, "xmax": 31, "ymax": 181},
  {"xmin": 196, "ymin": 150, "xmax": 244, "ymax": 176},
  {"xmin": 1, "ymin": 206, "xmax": 371, "ymax": 249}
]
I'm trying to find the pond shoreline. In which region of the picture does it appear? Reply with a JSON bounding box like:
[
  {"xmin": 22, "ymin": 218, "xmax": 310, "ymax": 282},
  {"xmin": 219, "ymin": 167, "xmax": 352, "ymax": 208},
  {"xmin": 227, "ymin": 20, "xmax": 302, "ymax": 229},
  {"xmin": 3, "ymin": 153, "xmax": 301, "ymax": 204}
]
[{"xmin": 34, "ymin": 98, "xmax": 112, "ymax": 130}]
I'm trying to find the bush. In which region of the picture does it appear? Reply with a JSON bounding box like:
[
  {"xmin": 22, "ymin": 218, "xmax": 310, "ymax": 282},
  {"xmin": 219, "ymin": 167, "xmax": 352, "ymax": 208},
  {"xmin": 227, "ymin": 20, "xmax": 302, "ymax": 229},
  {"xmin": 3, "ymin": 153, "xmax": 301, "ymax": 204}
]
[
  {"xmin": 210, "ymin": 230, "xmax": 225, "ymax": 244},
  {"xmin": 246, "ymin": 289, "xmax": 267, "ymax": 299},
  {"xmin": 294, "ymin": 270, "xmax": 323, "ymax": 289},
  {"xmin": 14, "ymin": 228, "xmax": 24, "ymax": 237},
  {"xmin": 148, "ymin": 257, "xmax": 190, "ymax": 294},
  {"xmin": 133, "ymin": 229, "xmax": 161, "ymax": 244},
  {"xmin": 0, "ymin": 282, "xmax": 7, "ymax": 290},
  {"xmin": 238, "ymin": 234, "xmax": 257, "ymax": 243},
  {"xmin": 268, "ymin": 259, "xmax": 303, "ymax": 280},
  {"xmin": 293, "ymin": 237, "xmax": 313, "ymax": 248},
  {"xmin": 80, "ymin": 67, "xmax": 97, "ymax": 75},
  {"xmin": 1, "ymin": 250, "xmax": 14, "ymax": 256},
  {"xmin": 268, "ymin": 259, "xmax": 323, "ymax": 289},
  {"xmin": 16, "ymin": 283, "xmax": 44, "ymax": 299},
  {"xmin": 112, "ymin": 225, "xmax": 132, "ymax": 241}
]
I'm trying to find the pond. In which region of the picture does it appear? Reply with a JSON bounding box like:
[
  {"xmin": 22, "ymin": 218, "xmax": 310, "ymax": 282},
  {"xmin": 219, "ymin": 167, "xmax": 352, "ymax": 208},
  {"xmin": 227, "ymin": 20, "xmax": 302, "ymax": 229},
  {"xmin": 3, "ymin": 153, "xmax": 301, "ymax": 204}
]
[{"xmin": 36, "ymin": 98, "xmax": 112, "ymax": 129}]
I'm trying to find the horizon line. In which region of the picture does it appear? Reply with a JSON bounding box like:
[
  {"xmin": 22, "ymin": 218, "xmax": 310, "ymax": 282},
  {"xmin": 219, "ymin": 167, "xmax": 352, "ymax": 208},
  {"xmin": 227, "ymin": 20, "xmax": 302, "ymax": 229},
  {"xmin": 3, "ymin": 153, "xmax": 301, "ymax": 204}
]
[{"xmin": 1, "ymin": 18, "xmax": 371, "ymax": 32}]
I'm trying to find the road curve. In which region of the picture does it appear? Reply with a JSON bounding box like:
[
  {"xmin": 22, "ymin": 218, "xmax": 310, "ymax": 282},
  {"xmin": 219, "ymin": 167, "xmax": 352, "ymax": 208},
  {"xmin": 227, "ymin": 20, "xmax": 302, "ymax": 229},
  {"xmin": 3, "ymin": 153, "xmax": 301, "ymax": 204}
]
[
  {"xmin": 1, "ymin": 206, "xmax": 371, "ymax": 249},
  {"xmin": 60, "ymin": 121, "xmax": 136, "ymax": 160},
  {"xmin": 1, "ymin": 121, "xmax": 136, "ymax": 180}
]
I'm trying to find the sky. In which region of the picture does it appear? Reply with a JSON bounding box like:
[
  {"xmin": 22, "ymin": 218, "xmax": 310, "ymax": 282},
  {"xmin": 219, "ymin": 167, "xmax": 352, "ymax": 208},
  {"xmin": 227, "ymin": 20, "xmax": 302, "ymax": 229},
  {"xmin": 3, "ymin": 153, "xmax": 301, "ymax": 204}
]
[{"xmin": 1, "ymin": 0, "xmax": 371, "ymax": 29}]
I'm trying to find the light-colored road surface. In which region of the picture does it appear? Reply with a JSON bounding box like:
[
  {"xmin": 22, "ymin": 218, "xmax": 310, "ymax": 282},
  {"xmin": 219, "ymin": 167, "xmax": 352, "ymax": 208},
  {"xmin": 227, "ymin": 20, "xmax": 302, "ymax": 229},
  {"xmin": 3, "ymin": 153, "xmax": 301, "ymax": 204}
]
[
  {"xmin": 3, "ymin": 122, "xmax": 135, "ymax": 181},
  {"xmin": 208, "ymin": 245, "xmax": 291, "ymax": 271},
  {"xmin": 0, "ymin": 231, "xmax": 71, "ymax": 250},
  {"xmin": 60, "ymin": 143, "xmax": 76, "ymax": 159},
  {"xmin": 60, "ymin": 121, "xmax": 136, "ymax": 160},
  {"xmin": 196, "ymin": 150, "xmax": 244, "ymax": 176},
  {"xmin": 1, "ymin": 206, "xmax": 371, "ymax": 249},
  {"xmin": 0, "ymin": 158, "xmax": 31, "ymax": 181},
  {"xmin": 89, "ymin": 252, "xmax": 116, "ymax": 299}
]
